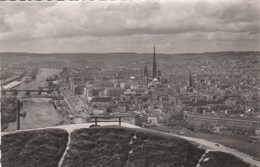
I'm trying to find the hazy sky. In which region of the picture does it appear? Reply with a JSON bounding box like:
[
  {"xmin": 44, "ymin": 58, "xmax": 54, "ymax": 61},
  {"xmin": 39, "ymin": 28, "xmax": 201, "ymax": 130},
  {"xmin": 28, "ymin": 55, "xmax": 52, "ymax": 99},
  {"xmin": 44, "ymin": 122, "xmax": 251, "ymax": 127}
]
[{"xmin": 0, "ymin": 0, "xmax": 259, "ymax": 53}]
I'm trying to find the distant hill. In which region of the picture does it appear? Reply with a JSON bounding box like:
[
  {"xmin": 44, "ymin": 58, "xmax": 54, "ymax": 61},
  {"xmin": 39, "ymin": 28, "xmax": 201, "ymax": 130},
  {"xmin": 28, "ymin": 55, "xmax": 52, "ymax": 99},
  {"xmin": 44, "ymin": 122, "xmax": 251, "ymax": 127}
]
[{"xmin": 0, "ymin": 51, "xmax": 259, "ymax": 75}]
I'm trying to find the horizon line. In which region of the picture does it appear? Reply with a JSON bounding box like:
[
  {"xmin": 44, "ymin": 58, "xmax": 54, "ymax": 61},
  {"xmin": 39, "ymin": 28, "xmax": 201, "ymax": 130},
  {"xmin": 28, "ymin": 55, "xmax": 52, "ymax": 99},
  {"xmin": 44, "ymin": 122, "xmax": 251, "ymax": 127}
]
[{"xmin": 0, "ymin": 50, "xmax": 259, "ymax": 55}]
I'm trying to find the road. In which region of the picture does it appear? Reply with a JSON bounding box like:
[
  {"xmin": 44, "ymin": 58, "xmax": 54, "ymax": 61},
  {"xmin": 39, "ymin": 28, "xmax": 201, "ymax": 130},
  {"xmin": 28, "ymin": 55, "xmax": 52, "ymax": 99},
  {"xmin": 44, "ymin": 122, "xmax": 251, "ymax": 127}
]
[
  {"xmin": 2, "ymin": 80, "xmax": 24, "ymax": 90},
  {"xmin": 173, "ymin": 134, "xmax": 260, "ymax": 167},
  {"xmin": 60, "ymin": 86, "xmax": 87, "ymax": 116}
]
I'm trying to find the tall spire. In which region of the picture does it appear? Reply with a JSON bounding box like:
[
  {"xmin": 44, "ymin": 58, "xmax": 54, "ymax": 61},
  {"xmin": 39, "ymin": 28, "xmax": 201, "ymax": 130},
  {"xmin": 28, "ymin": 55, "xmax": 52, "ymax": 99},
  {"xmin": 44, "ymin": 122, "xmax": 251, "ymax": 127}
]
[
  {"xmin": 152, "ymin": 45, "xmax": 157, "ymax": 79},
  {"xmin": 189, "ymin": 71, "xmax": 193, "ymax": 88}
]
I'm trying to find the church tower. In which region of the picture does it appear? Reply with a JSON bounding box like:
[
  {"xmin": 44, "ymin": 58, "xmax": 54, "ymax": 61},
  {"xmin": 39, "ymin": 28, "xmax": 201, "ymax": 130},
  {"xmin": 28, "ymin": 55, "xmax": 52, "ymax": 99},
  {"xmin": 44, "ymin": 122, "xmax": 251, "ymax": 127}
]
[
  {"xmin": 143, "ymin": 65, "xmax": 148, "ymax": 85},
  {"xmin": 189, "ymin": 71, "xmax": 193, "ymax": 88},
  {"xmin": 144, "ymin": 65, "xmax": 148, "ymax": 77},
  {"xmin": 152, "ymin": 45, "xmax": 157, "ymax": 79}
]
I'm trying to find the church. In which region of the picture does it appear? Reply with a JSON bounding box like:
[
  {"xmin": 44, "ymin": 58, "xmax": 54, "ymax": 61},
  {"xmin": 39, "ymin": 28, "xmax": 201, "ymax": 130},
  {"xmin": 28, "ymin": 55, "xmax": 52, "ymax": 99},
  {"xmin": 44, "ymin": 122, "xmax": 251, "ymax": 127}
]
[{"xmin": 143, "ymin": 46, "xmax": 163, "ymax": 86}]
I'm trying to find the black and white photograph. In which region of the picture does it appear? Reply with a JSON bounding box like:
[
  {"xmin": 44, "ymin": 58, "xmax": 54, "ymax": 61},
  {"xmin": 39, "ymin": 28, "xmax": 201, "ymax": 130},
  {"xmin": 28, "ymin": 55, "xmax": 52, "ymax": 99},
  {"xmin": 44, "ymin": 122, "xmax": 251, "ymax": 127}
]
[{"xmin": 0, "ymin": 0, "xmax": 259, "ymax": 166}]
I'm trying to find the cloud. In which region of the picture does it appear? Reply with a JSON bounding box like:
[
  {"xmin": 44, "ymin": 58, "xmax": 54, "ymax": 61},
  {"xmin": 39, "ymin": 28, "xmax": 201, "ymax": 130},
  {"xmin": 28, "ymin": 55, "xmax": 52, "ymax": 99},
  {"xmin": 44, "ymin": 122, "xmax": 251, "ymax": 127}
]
[
  {"xmin": 0, "ymin": 0, "xmax": 259, "ymax": 53},
  {"xmin": 195, "ymin": 0, "xmax": 260, "ymax": 23}
]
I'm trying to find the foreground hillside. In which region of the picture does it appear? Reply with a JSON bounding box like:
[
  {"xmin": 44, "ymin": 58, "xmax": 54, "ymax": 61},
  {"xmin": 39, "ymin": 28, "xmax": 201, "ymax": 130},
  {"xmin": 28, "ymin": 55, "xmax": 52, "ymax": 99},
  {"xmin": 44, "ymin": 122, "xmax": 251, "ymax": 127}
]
[
  {"xmin": 200, "ymin": 151, "xmax": 251, "ymax": 167},
  {"xmin": 62, "ymin": 127, "xmax": 204, "ymax": 167},
  {"xmin": 1, "ymin": 129, "xmax": 68, "ymax": 167},
  {"xmin": 1, "ymin": 127, "xmax": 252, "ymax": 167}
]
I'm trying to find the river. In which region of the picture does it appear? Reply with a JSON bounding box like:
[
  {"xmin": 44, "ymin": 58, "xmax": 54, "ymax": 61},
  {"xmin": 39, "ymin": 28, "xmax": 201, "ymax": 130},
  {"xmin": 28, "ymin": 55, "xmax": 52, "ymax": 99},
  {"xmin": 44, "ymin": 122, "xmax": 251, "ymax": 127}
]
[
  {"xmin": 17, "ymin": 68, "xmax": 61, "ymax": 90},
  {"xmin": 6, "ymin": 99, "xmax": 61, "ymax": 131},
  {"xmin": 4, "ymin": 68, "xmax": 62, "ymax": 132}
]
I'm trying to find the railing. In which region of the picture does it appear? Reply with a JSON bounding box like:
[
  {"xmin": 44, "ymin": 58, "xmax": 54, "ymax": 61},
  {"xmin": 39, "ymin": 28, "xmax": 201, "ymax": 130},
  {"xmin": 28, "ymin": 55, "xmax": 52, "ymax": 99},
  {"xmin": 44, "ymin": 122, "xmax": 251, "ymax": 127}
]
[
  {"xmin": 22, "ymin": 95, "xmax": 64, "ymax": 100},
  {"xmin": 3, "ymin": 89, "xmax": 52, "ymax": 92},
  {"xmin": 89, "ymin": 116, "xmax": 123, "ymax": 126}
]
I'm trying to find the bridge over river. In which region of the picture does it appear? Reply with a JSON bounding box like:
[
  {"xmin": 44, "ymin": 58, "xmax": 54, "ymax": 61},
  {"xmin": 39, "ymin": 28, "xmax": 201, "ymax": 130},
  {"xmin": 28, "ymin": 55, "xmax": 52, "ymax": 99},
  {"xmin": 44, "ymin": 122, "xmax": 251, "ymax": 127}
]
[
  {"xmin": 2, "ymin": 68, "xmax": 63, "ymax": 132},
  {"xmin": 2, "ymin": 89, "xmax": 64, "ymax": 100}
]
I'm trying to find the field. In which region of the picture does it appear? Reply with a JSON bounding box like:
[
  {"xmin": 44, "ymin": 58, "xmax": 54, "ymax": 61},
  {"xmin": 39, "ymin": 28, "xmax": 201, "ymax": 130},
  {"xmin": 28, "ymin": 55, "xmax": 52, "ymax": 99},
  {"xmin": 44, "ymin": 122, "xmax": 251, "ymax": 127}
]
[{"xmin": 1, "ymin": 129, "xmax": 68, "ymax": 167}]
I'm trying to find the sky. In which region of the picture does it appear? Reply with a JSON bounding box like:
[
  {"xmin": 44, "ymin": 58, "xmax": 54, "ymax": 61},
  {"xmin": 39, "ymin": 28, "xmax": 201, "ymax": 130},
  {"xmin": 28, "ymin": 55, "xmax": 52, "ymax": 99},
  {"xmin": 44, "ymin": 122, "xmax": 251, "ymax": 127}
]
[{"xmin": 0, "ymin": 0, "xmax": 259, "ymax": 54}]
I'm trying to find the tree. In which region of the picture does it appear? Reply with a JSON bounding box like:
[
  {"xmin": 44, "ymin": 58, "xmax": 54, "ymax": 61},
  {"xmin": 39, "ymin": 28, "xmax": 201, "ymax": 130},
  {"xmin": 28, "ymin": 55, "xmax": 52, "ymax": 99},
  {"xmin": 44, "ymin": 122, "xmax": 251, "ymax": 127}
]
[{"xmin": 106, "ymin": 108, "xmax": 112, "ymax": 113}]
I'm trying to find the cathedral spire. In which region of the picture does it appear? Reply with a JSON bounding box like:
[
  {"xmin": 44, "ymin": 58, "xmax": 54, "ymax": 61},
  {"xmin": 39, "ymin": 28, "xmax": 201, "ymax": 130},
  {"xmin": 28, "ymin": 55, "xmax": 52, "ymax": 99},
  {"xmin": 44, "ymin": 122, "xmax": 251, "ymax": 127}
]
[
  {"xmin": 189, "ymin": 71, "xmax": 193, "ymax": 88},
  {"xmin": 152, "ymin": 45, "xmax": 157, "ymax": 79}
]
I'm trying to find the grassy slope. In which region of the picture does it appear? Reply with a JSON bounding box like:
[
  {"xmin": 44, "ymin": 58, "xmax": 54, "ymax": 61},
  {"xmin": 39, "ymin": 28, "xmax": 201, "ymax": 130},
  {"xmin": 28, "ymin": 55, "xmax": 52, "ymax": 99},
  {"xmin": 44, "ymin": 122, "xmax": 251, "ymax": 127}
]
[
  {"xmin": 62, "ymin": 127, "xmax": 205, "ymax": 167},
  {"xmin": 1, "ymin": 127, "xmax": 254, "ymax": 167},
  {"xmin": 149, "ymin": 126, "xmax": 260, "ymax": 159},
  {"xmin": 200, "ymin": 152, "xmax": 250, "ymax": 167},
  {"xmin": 186, "ymin": 132, "xmax": 260, "ymax": 159},
  {"xmin": 2, "ymin": 129, "xmax": 68, "ymax": 167}
]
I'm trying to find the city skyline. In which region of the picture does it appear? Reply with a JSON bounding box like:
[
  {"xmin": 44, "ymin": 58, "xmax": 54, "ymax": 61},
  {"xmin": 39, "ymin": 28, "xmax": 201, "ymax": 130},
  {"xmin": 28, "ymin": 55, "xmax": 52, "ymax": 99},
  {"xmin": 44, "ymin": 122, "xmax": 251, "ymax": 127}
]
[{"xmin": 0, "ymin": 0, "xmax": 259, "ymax": 53}]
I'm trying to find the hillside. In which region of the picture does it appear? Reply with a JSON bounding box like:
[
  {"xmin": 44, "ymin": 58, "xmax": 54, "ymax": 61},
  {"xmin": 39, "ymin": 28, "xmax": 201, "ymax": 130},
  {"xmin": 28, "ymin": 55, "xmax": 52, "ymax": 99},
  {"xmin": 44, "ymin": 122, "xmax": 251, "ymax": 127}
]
[
  {"xmin": 0, "ymin": 51, "xmax": 259, "ymax": 73},
  {"xmin": 1, "ymin": 126, "xmax": 253, "ymax": 167},
  {"xmin": 62, "ymin": 127, "xmax": 204, "ymax": 167},
  {"xmin": 1, "ymin": 129, "xmax": 68, "ymax": 167},
  {"xmin": 200, "ymin": 151, "xmax": 251, "ymax": 167}
]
